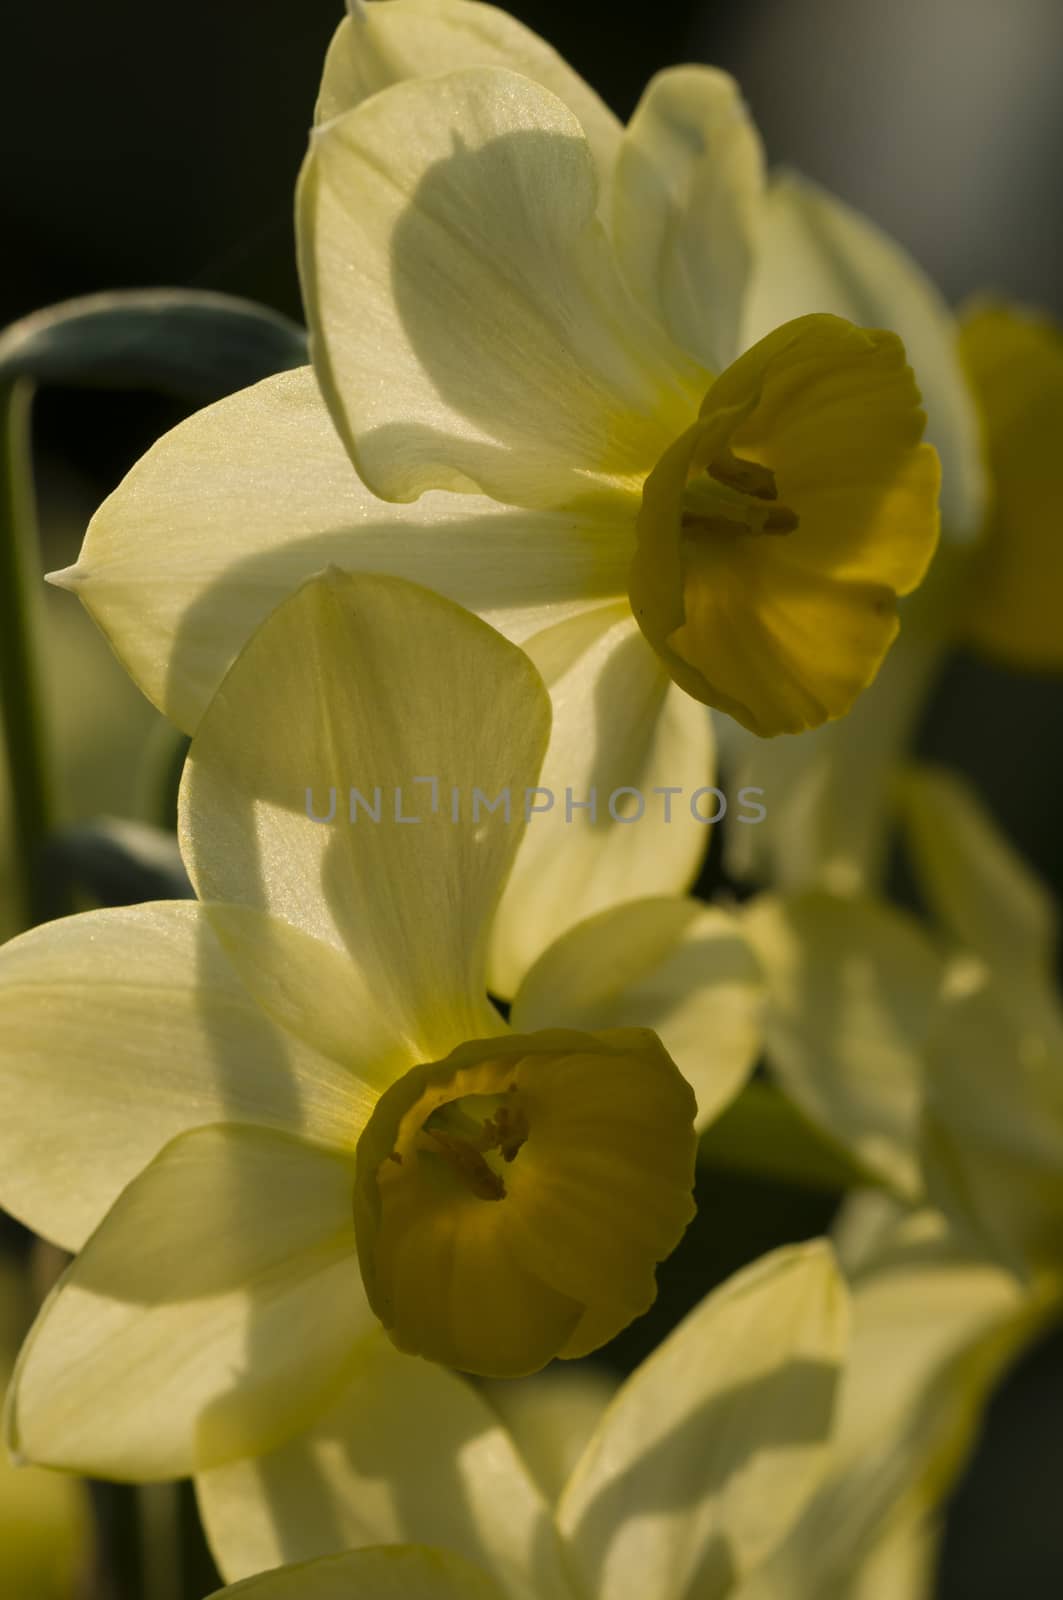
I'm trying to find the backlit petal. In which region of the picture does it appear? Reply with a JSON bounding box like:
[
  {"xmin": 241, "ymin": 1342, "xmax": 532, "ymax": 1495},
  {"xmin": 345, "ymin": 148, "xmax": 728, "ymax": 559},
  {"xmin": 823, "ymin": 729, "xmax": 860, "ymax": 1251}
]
[
  {"xmin": 6, "ymin": 1126, "xmax": 369, "ymax": 1479},
  {"xmin": 299, "ymin": 67, "xmax": 698, "ymax": 509},
  {"xmin": 206, "ymin": 1547, "xmax": 507, "ymax": 1600},
  {"xmin": 316, "ymin": 2, "xmax": 621, "ymax": 186},
  {"xmin": 57, "ymin": 367, "xmax": 631, "ymax": 733},
  {"xmin": 198, "ymin": 1331, "xmax": 573, "ymax": 1599},
  {"xmin": 744, "ymin": 892, "xmax": 943, "ymax": 1196},
  {"xmin": 743, "ymin": 174, "xmax": 984, "ymax": 541},
  {"xmin": 180, "ymin": 571, "xmax": 547, "ymax": 1061},
  {"xmin": 488, "ymin": 604, "xmax": 713, "ymax": 996},
  {"xmin": 613, "ymin": 66, "xmax": 764, "ymax": 371},
  {"xmin": 0, "ymin": 902, "xmax": 370, "ymax": 1250},
  {"xmin": 511, "ymin": 898, "xmax": 763, "ymax": 1129},
  {"xmin": 558, "ymin": 1242, "xmax": 848, "ymax": 1600}
]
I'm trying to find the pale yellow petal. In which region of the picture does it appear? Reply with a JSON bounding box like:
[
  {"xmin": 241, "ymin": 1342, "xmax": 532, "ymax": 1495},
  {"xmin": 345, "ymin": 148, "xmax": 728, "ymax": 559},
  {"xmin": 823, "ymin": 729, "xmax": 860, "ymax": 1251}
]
[
  {"xmin": 558, "ymin": 1241, "xmax": 848, "ymax": 1600},
  {"xmin": 299, "ymin": 67, "xmax": 698, "ymax": 509},
  {"xmin": 58, "ymin": 367, "xmax": 628, "ymax": 733},
  {"xmin": 722, "ymin": 626, "xmax": 942, "ymax": 896},
  {"xmin": 180, "ymin": 571, "xmax": 547, "ymax": 1061},
  {"xmin": 743, "ymin": 174, "xmax": 985, "ymax": 541},
  {"xmin": 613, "ymin": 66, "xmax": 764, "ymax": 371},
  {"xmin": 316, "ymin": 3, "xmax": 621, "ymax": 185},
  {"xmin": 744, "ymin": 892, "xmax": 943, "ymax": 1196},
  {"xmin": 924, "ymin": 978, "xmax": 1063, "ymax": 1282},
  {"xmin": 511, "ymin": 898, "xmax": 763, "ymax": 1129},
  {"xmin": 0, "ymin": 902, "xmax": 370, "ymax": 1251},
  {"xmin": 733, "ymin": 1209, "xmax": 1033, "ymax": 1598},
  {"xmin": 6, "ymin": 1126, "xmax": 370, "ymax": 1479},
  {"xmin": 206, "ymin": 1546, "xmax": 508, "ymax": 1600},
  {"xmin": 488, "ymin": 605, "xmax": 713, "ymax": 996},
  {"xmin": 480, "ymin": 1367, "xmax": 617, "ymax": 1509},
  {"xmin": 898, "ymin": 762, "xmax": 1058, "ymax": 987},
  {"xmin": 198, "ymin": 1331, "xmax": 574, "ymax": 1599}
]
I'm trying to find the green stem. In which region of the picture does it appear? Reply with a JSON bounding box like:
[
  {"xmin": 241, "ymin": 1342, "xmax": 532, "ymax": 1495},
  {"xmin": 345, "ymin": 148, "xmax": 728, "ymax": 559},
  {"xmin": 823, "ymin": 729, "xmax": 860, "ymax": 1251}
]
[
  {"xmin": 0, "ymin": 379, "xmax": 63, "ymax": 929},
  {"xmin": 137, "ymin": 1483, "xmax": 182, "ymax": 1600}
]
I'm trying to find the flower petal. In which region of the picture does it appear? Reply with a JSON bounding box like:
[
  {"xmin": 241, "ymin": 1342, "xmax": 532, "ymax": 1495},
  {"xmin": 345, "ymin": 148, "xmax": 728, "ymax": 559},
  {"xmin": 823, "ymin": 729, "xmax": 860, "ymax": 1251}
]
[
  {"xmin": 511, "ymin": 898, "xmax": 763, "ymax": 1129},
  {"xmin": 56, "ymin": 367, "xmax": 628, "ymax": 733},
  {"xmin": 733, "ymin": 1209, "xmax": 1034, "ymax": 1598},
  {"xmin": 557, "ymin": 1241, "xmax": 848, "ymax": 1600},
  {"xmin": 206, "ymin": 1547, "xmax": 508, "ymax": 1600},
  {"xmin": 898, "ymin": 763, "xmax": 1059, "ymax": 988},
  {"xmin": 316, "ymin": 2, "xmax": 621, "ymax": 186},
  {"xmin": 744, "ymin": 892, "xmax": 943, "ymax": 1197},
  {"xmin": 198, "ymin": 1331, "xmax": 573, "ymax": 1599},
  {"xmin": 957, "ymin": 301, "xmax": 1063, "ymax": 665},
  {"xmin": 480, "ymin": 1367, "xmax": 617, "ymax": 1509},
  {"xmin": 613, "ymin": 66, "xmax": 764, "ymax": 371},
  {"xmin": 721, "ymin": 625, "xmax": 942, "ymax": 896},
  {"xmin": 924, "ymin": 977, "xmax": 1063, "ymax": 1283},
  {"xmin": 6, "ymin": 1125, "xmax": 370, "ymax": 1479},
  {"xmin": 0, "ymin": 902, "xmax": 370, "ymax": 1251},
  {"xmin": 488, "ymin": 604, "xmax": 713, "ymax": 996},
  {"xmin": 743, "ymin": 174, "xmax": 985, "ymax": 541},
  {"xmin": 180, "ymin": 570, "xmax": 548, "ymax": 1061},
  {"xmin": 298, "ymin": 67, "xmax": 698, "ymax": 509}
]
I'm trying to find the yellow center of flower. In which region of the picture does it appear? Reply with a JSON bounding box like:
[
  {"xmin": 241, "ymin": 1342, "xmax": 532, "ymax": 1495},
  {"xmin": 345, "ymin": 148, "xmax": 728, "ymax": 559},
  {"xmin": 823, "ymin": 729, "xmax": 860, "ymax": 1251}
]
[
  {"xmin": 352, "ymin": 1028, "xmax": 698, "ymax": 1377},
  {"xmin": 628, "ymin": 313, "xmax": 941, "ymax": 736},
  {"xmin": 416, "ymin": 1090, "xmax": 530, "ymax": 1201},
  {"xmin": 682, "ymin": 445, "xmax": 800, "ymax": 541}
]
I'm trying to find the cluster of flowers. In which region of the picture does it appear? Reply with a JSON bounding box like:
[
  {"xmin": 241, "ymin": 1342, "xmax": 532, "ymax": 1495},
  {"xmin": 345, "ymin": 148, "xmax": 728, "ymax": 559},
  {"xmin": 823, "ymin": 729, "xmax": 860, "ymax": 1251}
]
[{"xmin": 3, "ymin": 3, "xmax": 1063, "ymax": 1596}]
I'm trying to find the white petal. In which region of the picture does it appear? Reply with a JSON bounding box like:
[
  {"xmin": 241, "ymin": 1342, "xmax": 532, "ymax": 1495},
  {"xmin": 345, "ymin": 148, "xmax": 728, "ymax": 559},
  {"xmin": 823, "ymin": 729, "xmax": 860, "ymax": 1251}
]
[
  {"xmin": 7, "ymin": 1125, "xmax": 371, "ymax": 1479},
  {"xmin": 512, "ymin": 898, "xmax": 763, "ymax": 1129},
  {"xmin": 299, "ymin": 67, "xmax": 699, "ymax": 508},
  {"xmin": 487, "ymin": 606, "xmax": 714, "ymax": 996},
  {"xmin": 62, "ymin": 367, "xmax": 628, "ymax": 733},
  {"xmin": 613, "ymin": 66, "xmax": 765, "ymax": 371},
  {"xmin": 742, "ymin": 174, "xmax": 985, "ymax": 541},
  {"xmin": 744, "ymin": 892, "xmax": 943, "ymax": 1196},
  {"xmin": 0, "ymin": 902, "xmax": 371, "ymax": 1250},
  {"xmin": 198, "ymin": 1331, "xmax": 574, "ymax": 1599},
  {"xmin": 316, "ymin": 3, "xmax": 621, "ymax": 186},
  {"xmin": 180, "ymin": 571, "xmax": 548, "ymax": 1060},
  {"xmin": 558, "ymin": 1241, "xmax": 848, "ymax": 1600}
]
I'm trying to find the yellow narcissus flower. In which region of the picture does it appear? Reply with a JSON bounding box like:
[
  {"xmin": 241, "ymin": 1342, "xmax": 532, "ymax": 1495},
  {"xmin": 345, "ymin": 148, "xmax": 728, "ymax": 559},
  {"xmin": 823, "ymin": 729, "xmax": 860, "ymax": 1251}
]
[
  {"xmin": 957, "ymin": 301, "xmax": 1063, "ymax": 668},
  {"xmin": 196, "ymin": 1242, "xmax": 848, "ymax": 1599},
  {"xmin": 55, "ymin": 0, "xmax": 939, "ymax": 993},
  {"xmin": 0, "ymin": 571, "xmax": 775, "ymax": 1483},
  {"xmin": 721, "ymin": 189, "xmax": 1063, "ymax": 905}
]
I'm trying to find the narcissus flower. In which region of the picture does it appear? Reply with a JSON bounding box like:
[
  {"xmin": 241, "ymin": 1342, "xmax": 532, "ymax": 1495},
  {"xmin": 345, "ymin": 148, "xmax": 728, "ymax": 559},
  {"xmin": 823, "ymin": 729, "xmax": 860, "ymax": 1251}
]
[
  {"xmin": 56, "ymin": 0, "xmax": 939, "ymax": 989},
  {"xmin": 197, "ymin": 1242, "xmax": 849, "ymax": 1599},
  {"xmin": 956, "ymin": 301, "xmax": 1063, "ymax": 668},
  {"xmin": 721, "ymin": 190, "xmax": 1063, "ymax": 903},
  {"xmin": 0, "ymin": 571, "xmax": 771, "ymax": 1481}
]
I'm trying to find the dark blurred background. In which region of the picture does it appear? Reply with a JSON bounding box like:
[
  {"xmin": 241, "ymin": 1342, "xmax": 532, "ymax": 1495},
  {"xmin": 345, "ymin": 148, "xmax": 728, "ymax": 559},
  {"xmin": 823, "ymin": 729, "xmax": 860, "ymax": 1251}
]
[{"xmin": 3, "ymin": 1, "xmax": 1063, "ymax": 1594}]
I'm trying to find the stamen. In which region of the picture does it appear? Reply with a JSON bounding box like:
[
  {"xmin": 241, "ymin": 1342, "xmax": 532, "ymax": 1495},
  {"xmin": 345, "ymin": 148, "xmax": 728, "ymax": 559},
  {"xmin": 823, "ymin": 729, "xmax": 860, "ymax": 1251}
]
[
  {"xmin": 418, "ymin": 1089, "xmax": 530, "ymax": 1199},
  {"xmin": 707, "ymin": 446, "xmax": 779, "ymax": 501},
  {"xmin": 424, "ymin": 1128, "xmax": 507, "ymax": 1200}
]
